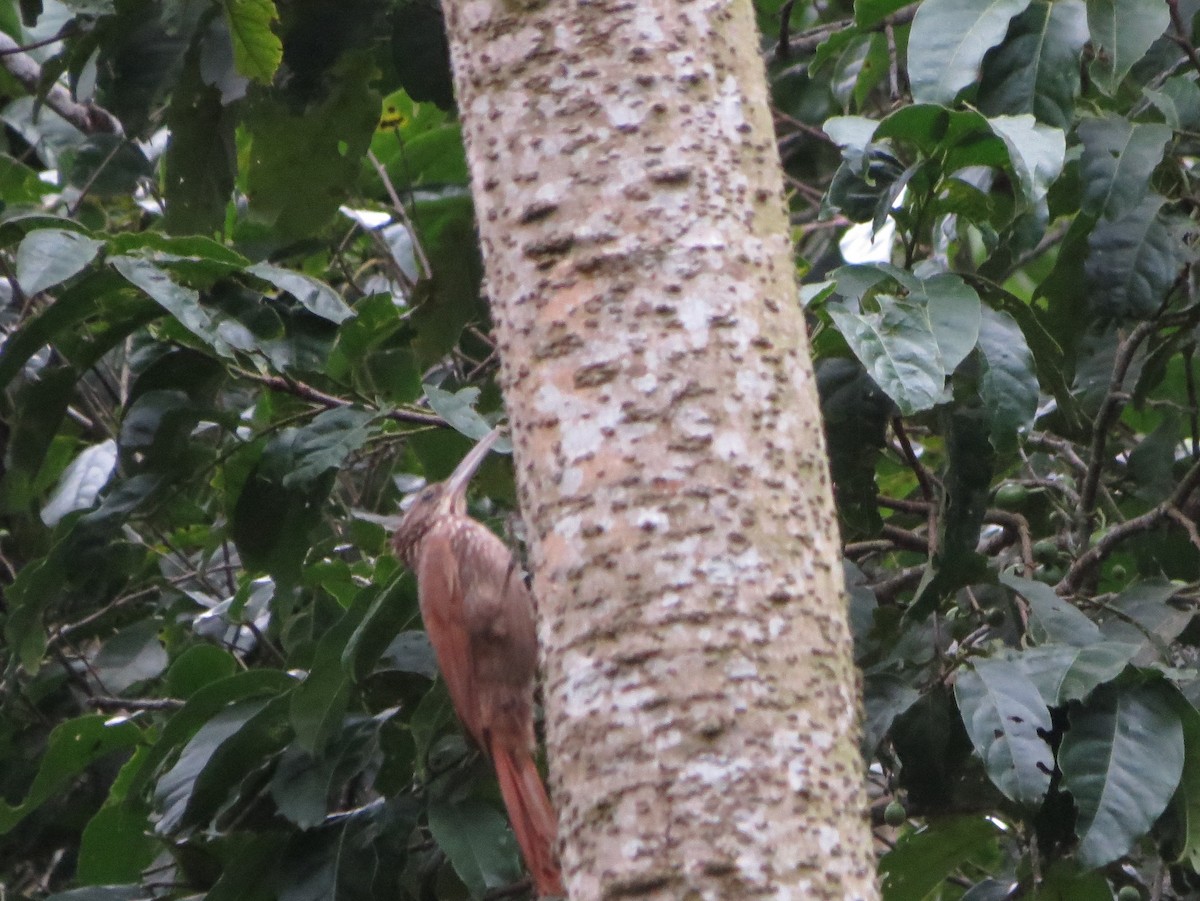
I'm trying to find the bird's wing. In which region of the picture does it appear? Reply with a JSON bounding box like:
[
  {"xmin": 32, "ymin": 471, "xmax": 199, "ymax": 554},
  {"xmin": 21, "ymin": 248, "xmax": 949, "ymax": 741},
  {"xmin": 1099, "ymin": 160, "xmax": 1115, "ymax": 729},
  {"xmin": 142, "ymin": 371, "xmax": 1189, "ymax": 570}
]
[
  {"xmin": 417, "ymin": 520, "xmax": 483, "ymax": 747},
  {"xmin": 453, "ymin": 522, "xmax": 539, "ymax": 749}
]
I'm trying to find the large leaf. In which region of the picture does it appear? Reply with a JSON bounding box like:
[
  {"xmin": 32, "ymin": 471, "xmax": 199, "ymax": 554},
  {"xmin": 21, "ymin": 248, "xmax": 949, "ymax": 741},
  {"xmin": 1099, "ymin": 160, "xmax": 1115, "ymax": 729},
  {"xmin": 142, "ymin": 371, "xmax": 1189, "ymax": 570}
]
[
  {"xmin": 244, "ymin": 53, "xmax": 379, "ymax": 238},
  {"xmin": 1171, "ymin": 702, "xmax": 1200, "ymax": 872},
  {"xmin": 426, "ymin": 796, "xmax": 524, "ymax": 898},
  {"xmin": 16, "ymin": 228, "xmax": 104, "ymax": 296},
  {"xmin": 163, "ymin": 50, "xmax": 237, "ymax": 236},
  {"xmin": 124, "ymin": 669, "xmax": 295, "ymax": 799},
  {"xmin": 977, "ymin": 0, "xmax": 1088, "ymax": 128},
  {"xmin": 1010, "ymin": 642, "xmax": 1137, "ymax": 705},
  {"xmin": 880, "ymin": 817, "xmax": 1002, "ymax": 900},
  {"xmin": 246, "ymin": 262, "xmax": 355, "ymax": 324},
  {"xmin": 986, "ymin": 114, "xmax": 1065, "ymax": 218},
  {"xmin": 111, "ymin": 255, "xmax": 232, "ymax": 356},
  {"xmin": 1085, "ymin": 195, "xmax": 1190, "ymax": 320},
  {"xmin": 1059, "ymin": 683, "xmax": 1185, "ymax": 867},
  {"xmin": 1000, "ymin": 572, "xmax": 1103, "ymax": 646},
  {"xmin": 976, "ymin": 306, "xmax": 1038, "ymax": 452},
  {"xmin": 289, "ymin": 587, "xmax": 375, "ymax": 754},
  {"xmin": 908, "ymin": 0, "xmax": 1034, "ymax": 104},
  {"xmin": 0, "ymin": 716, "xmax": 141, "ymax": 834},
  {"xmin": 1078, "ymin": 116, "xmax": 1172, "ymax": 221},
  {"xmin": 911, "ymin": 274, "xmax": 981, "ymax": 373},
  {"xmin": 276, "ymin": 407, "xmax": 376, "ymax": 489},
  {"xmin": 827, "ymin": 296, "xmax": 945, "ymax": 415},
  {"xmin": 955, "ymin": 657, "xmax": 1053, "ymax": 805},
  {"xmin": 154, "ymin": 694, "xmax": 291, "ymax": 835},
  {"xmin": 1087, "ymin": 0, "xmax": 1169, "ymax": 95}
]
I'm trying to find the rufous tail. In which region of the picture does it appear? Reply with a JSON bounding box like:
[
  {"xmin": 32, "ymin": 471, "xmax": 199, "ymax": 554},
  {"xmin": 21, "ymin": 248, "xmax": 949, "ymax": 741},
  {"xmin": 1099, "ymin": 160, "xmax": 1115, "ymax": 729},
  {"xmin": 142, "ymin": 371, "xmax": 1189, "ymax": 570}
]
[{"xmin": 492, "ymin": 743, "xmax": 565, "ymax": 898}]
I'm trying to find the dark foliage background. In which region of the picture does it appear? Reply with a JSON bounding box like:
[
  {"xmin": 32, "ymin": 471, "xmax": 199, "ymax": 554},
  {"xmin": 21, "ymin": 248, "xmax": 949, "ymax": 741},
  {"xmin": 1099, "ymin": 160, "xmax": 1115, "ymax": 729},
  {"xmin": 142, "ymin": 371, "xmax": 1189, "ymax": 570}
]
[{"xmin": 0, "ymin": 0, "xmax": 1195, "ymax": 898}]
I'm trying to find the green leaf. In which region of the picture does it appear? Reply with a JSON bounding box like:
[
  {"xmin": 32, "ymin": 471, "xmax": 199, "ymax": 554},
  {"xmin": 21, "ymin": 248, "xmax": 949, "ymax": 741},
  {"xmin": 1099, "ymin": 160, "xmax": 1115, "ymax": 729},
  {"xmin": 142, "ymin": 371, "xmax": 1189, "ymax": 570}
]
[
  {"xmin": 244, "ymin": 53, "xmax": 379, "ymax": 238},
  {"xmin": 1059, "ymin": 683, "xmax": 1185, "ymax": 867},
  {"xmin": 1171, "ymin": 702, "xmax": 1200, "ymax": 870},
  {"xmin": 92, "ymin": 619, "xmax": 169, "ymax": 696},
  {"xmin": 1144, "ymin": 75, "xmax": 1200, "ymax": 130},
  {"xmin": 40, "ymin": 438, "xmax": 118, "ymax": 526},
  {"xmin": 111, "ymin": 255, "xmax": 232, "ymax": 356},
  {"xmin": 389, "ymin": 1, "xmax": 455, "ymax": 109},
  {"xmin": 1097, "ymin": 580, "xmax": 1191, "ymax": 664},
  {"xmin": 827, "ymin": 296, "xmax": 945, "ymax": 415},
  {"xmin": 907, "ymin": 0, "xmax": 1034, "ymax": 104},
  {"xmin": 165, "ymin": 645, "xmax": 241, "ymax": 699},
  {"xmin": 1000, "ymin": 572, "xmax": 1103, "ymax": 645},
  {"xmin": 1085, "ymin": 195, "xmax": 1189, "ymax": 320},
  {"xmin": 427, "ymin": 796, "xmax": 525, "ymax": 898},
  {"xmin": 342, "ymin": 574, "xmax": 421, "ymax": 682},
  {"xmin": 164, "ymin": 50, "xmax": 237, "ymax": 236},
  {"xmin": 955, "ymin": 657, "xmax": 1053, "ymax": 805},
  {"xmin": 246, "ymin": 262, "xmax": 354, "ymax": 324},
  {"xmin": 16, "ymin": 228, "xmax": 104, "ymax": 296},
  {"xmin": 913, "ymin": 274, "xmax": 981, "ymax": 373},
  {"xmin": 1009, "ymin": 642, "xmax": 1137, "ymax": 705},
  {"xmin": 856, "ymin": 0, "xmax": 913, "ymax": 26},
  {"xmin": 424, "ymin": 383, "xmax": 512, "ymax": 448},
  {"xmin": 1078, "ymin": 116, "xmax": 1171, "ymax": 221},
  {"xmin": 155, "ymin": 694, "xmax": 291, "ymax": 835},
  {"xmin": 818, "ymin": 357, "xmax": 890, "ymax": 536},
  {"xmin": 223, "ymin": 0, "xmax": 282, "ymax": 84},
  {"xmin": 977, "ymin": 0, "xmax": 1088, "ymax": 128},
  {"xmin": 76, "ymin": 805, "xmax": 157, "ymax": 885},
  {"xmin": 290, "ymin": 588, "xmax": 375, "ymax": 754},
  {"xmin": 1087, "ymin": 0, "xmax": 1169, "ymax": 95},
  {"xmin": 0, "ymin": 153, "xmax": 55, "ymax": 205},
  {"xmin": 986, "ymin": 114, "xmax": 1065, "ymax": 218},
  {"xmin": 976, "ymin": 306, "xmax": 1038, "ymax": 452},
  {"xmin": 880, "ymin": 817, "xmax": 1001, "ymax": 900},
  {"xmin": 0, "ymin": 715, "xmax": 142, "ymax": 834},
  {"xmin": 862, "ymin": 673, "xmax": 921, "ymax": 755},
  {"xmin": 279, "ymin": 407, "xmax": 376, "ymax": 488}
]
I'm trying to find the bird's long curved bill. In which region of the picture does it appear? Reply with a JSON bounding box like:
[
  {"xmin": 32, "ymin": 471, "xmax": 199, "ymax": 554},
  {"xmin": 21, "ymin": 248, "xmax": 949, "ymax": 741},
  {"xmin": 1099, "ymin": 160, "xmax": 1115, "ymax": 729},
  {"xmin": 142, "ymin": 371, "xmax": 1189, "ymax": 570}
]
[{"xmin": 442, "ymin": 427, "xmax": 505, "ymax": 500}]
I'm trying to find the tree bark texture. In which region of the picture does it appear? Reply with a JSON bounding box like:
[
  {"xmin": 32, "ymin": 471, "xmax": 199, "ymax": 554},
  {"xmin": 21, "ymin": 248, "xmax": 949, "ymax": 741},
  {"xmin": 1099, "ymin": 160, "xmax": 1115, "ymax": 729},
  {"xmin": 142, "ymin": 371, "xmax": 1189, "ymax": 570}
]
[{"xmin": 440, "ymin": 1, "xmax": 879, "ymax": 898}]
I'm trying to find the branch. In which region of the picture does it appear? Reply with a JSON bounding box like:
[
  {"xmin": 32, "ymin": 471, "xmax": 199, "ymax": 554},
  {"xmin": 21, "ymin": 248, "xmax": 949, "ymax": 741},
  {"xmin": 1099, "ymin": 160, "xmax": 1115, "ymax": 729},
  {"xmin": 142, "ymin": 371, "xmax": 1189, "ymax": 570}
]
[
  {"xmin": 87, "ymin": 696, "xmax": 185, "ymax": 712},
  {"xmin": 0, "ymin": 31, "xmax": 120, "ymax": 134},
  {"xmin": 237, "ymin": 370, "xmax": 447, "ymax": 427},
  {"xmin": 1059, "ymin": 457, "xmax": 1200, "ymax": 593},
  {"xmin": 1075, "ymin": 321, "xmax": 1157, "ymax": 546}
]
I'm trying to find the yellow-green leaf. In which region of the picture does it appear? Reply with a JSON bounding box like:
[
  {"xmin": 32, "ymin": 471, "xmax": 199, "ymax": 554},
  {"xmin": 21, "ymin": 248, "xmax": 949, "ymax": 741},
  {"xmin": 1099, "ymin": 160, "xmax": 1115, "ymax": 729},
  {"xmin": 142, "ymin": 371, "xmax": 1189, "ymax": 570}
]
[{"xmin": 224, "ymin": 0, "xmax": 282, "ymax": 84}]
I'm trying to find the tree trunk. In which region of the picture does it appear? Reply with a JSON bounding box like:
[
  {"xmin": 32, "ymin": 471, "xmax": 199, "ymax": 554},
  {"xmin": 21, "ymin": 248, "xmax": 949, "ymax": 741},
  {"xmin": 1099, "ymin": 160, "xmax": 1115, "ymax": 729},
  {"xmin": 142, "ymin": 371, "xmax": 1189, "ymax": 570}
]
[{"xmin": 440, "ymin": 0, "xmax": 879, "ymax": 897}]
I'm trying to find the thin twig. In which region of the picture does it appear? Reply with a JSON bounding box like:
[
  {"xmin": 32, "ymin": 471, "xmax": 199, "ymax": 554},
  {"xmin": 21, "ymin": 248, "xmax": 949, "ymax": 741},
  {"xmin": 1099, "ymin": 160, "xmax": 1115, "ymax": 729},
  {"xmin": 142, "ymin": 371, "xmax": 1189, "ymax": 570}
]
[
  {"xmin": 1167, "ymin": 0, "xmax": 1200, "ymax": 80},
  {"xmin": 1075, "ymin": 321, "xmax": 1157, "ymax": 547},
  {"xmin": 366, "ymin": 148, "xmax": 432, "ymax": 279},
  {"xmin": 87, "ymin": 696, "xmax": 185, "ymax": 712},
  {"xmin": 776, "ymin": 0, "xmax": 797, "ymax": 59},
  {"xmin": 236, "ymin": 369, "xmax": 446, "ymax": 427},
  {"xmin": 0, "ymin": 27, "xmax": 74, "ymax": 56},
  {"xmin": 892, "ymin": 418, "xmax": 938, "ymax": 554}
]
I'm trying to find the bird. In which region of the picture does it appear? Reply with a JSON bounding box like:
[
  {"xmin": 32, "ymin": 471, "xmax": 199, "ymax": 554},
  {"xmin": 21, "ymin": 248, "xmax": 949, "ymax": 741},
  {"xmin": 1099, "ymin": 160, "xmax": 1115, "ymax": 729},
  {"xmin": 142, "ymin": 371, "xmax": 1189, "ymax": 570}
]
[{"xmin": 391, "ymin": 428, "xmax": 565, "ymax": 898}]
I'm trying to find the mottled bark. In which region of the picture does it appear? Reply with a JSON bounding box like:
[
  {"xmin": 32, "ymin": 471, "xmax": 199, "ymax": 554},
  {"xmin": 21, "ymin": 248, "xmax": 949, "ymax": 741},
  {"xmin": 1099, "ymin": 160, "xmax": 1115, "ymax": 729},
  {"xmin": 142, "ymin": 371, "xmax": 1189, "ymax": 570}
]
[{"xmin": 440, "ymin": 0, "xmax": 879, "ymax": 898}]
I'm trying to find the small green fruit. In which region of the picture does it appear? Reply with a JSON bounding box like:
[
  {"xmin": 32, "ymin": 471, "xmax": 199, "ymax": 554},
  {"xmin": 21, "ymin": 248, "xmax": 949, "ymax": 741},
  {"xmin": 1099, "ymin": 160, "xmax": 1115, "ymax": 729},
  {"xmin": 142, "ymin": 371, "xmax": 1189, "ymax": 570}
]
[
  {"xmin": 994, "ymin": 483, "xmax": 1029, "ymax": 509},
  {"xmin": 1033, "ymin": 539, "xmax": 1059, "ymax": 564},
  {"xmin": 884, "ymin": 800, "xmax": 906, "ymax": 827},
  {"xmin": 1116, "ymin": 885, "xmax": 1141, "ymax": 901}
]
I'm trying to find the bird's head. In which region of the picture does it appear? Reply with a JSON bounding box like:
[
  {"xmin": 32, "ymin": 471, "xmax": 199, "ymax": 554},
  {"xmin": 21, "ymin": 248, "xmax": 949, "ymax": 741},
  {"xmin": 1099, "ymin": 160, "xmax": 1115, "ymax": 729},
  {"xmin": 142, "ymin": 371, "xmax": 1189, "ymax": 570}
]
[{"xmin": 391, "ymin": 427, "xmax": 505, "ymax": 565}]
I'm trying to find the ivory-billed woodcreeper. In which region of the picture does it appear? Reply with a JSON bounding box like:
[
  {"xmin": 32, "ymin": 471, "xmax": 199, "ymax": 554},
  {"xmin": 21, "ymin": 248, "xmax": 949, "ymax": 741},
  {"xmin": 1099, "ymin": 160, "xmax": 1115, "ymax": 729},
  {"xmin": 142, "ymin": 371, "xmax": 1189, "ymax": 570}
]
[{"xmin": 391, "ymin": 429, "xmax": 564, "ymax": 898}]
